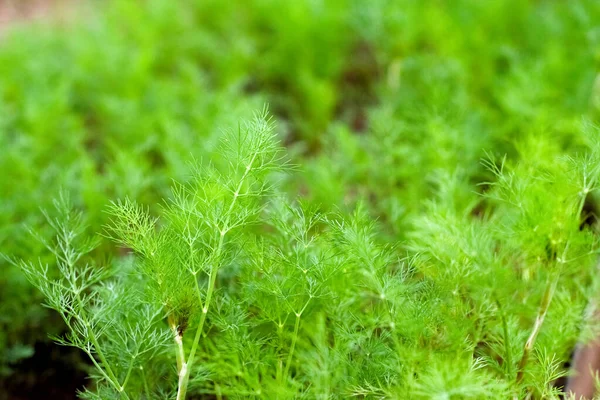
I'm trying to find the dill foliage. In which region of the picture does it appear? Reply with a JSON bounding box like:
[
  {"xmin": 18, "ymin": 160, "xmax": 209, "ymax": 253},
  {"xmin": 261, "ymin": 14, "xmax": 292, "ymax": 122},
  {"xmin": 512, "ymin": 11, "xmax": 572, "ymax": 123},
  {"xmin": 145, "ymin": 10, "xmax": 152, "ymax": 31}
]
[{"xmin": 7, "ymin": 113, "xmax": 600, "ymax": 400}]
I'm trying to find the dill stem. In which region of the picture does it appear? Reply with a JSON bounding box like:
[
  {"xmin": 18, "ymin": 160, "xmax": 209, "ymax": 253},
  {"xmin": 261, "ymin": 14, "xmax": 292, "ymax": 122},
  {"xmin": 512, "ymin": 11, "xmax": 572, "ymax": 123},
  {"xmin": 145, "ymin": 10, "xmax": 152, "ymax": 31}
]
[
  {"xmin": 515, "ymin": 274, "xmax": 559, "ymax": 386},
  {"xmin": 276, "ymin": 322, "xmax": 284, "ymax": 382},
  {"xmin": 216, "ymin": 383, "xmax": 223, "ymax": 400},
  {"xmin": 578, "ymin": 193, "xmax": 588, "ymax": 219},
  {"xmin": 90, "ymin": 340, "xmax": 118, "ymax": 389},
  {"xmin": 170, "ymin": 320, "xmax": 184, "ymax": 372},
  {"xmin": 176, "ymin": 149, "xmax": 257, "ymax": 400},
  {"xmin": 66, "ymin": 247, "xmax": 122, "ymax": 393},
  {"xmin": 86, "ymin": 350, "xmax": 118, "ymax": 390},
  {"xmin": 496, "ymin": 298, "xmax": 513, "ymax": 379},
  {"xmin": 74, "ymin": 292, "xmax": 122, "ymax": 393},
  {"xmin": 91, "ymin": 326, "xmax": 130, "ymax": 398},
  {"xmin": 190, "ymin": 243, "xmax": 205, "ymax": 312},
  {"xmin": 177, "ymin": 233, "xmax": 224, "ymax": 400},
  {"xmin": 140, "ymin": 367, "xmax": 150, "ymax": 399},
  {"xmin": 121, "ymin": 358, "xmax": 136, "ymax": 394},
  {"xmin": 284, "ymin": 313, "xmax": 302, "ymax": 380},
  {"xmin": 191, "ymin": 235, "xmax": 223, "ymax": 360}
]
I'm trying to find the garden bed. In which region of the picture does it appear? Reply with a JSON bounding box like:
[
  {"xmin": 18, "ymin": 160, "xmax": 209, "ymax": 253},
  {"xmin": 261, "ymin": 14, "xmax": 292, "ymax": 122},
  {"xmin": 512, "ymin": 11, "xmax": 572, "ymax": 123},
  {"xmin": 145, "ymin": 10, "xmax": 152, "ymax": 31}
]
[{"xmin": 1, "ymin": 1, "xmax": 600, "ymax": 399}]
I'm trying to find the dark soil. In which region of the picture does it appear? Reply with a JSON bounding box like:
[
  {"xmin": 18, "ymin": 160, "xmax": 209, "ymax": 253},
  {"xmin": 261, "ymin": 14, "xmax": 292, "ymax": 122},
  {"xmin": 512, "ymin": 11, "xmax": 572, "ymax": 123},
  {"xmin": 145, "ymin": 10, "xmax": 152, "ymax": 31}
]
[{"xmin": 0, "ymin": 341, "xmax": 89, "ymax": 400}]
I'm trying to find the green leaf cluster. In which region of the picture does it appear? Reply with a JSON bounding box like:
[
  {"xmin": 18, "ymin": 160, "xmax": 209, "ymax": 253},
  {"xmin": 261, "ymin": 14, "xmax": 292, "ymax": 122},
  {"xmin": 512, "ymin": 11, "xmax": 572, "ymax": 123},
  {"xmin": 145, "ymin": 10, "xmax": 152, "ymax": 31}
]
[{"xmin": 2, "ymin": 1, "xmax": 600, "ymax": 399}]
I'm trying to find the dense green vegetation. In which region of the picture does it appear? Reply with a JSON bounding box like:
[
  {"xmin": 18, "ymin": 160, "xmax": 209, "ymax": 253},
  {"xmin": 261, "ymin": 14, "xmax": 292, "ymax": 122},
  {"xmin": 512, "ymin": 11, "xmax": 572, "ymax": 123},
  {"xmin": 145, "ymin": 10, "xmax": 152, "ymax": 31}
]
[{"xmin": 2, "ymin": 0, "xmax": 600, "ymax": 398}]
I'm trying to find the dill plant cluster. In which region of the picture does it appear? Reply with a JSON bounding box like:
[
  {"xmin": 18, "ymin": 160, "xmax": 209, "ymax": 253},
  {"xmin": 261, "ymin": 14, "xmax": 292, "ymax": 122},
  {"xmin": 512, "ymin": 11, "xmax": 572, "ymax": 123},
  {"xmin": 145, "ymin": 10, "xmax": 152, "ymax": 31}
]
[
  {"xmin": 2, "ymin": 1, "xmax": 600, "ymax": 399},
  {"xmin": 8, "ymin": 113, "xmax": 600, "ymax": 399}
]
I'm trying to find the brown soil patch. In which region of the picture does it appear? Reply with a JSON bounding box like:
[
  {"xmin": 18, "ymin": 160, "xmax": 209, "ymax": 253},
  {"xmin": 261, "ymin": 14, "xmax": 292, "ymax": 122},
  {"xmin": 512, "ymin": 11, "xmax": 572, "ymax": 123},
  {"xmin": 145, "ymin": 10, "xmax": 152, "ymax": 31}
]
[{"xmin": 0, "ymin": 0, "xmax": 71, "ymax": 34}]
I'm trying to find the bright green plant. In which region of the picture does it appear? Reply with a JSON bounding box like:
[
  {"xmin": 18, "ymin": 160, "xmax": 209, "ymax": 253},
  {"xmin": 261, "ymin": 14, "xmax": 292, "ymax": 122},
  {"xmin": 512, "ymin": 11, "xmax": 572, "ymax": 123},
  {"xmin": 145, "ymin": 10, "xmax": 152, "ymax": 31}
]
[
  {"xmin": 6, "ymin": 194, "xmax": 171, "ymax": 399},
  {"xmin": 3, "ymin": 0, "xmax": 600, "ymax": 398},
  {"xmin": 7, "ymin": 113, "xmax": 600, "ymax": 399}
]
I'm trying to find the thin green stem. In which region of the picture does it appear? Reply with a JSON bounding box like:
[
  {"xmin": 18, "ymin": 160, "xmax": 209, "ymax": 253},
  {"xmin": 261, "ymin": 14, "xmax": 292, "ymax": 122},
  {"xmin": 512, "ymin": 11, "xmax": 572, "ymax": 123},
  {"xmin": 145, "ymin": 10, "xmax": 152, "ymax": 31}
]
[
  {"xmin": 121, "ymin": 357, "xmax": 136, "ymax": 394},
  {"xmin": 88, "ymin": 325, "xmax": 120, "ymax": 388},
  {"xmin": 496, "ymin": 298, "xmax": 513, "ymax": 380},
  {"xmin": 189, "ymin": 234, "xmax": 223, "ymax": 362},
  {"xmin": 193, "ymin": 272, "xmax": 205, "ymax": 310},
  {"xmin": 216, "ymin": 383, "xmax": 223, "ymax": 400},
  {"xmin": 189, "ymin": 243, "xmax": 204, "ymax": 312},
  {"xmin": 276, "ymin": 321, "xmax": 284, "ymax": 382},
  {"xmin": 85, "ymin": 350, "xmax": 119, "ymax": 389},
  {"xmin": 140, "ymin": 367, "xmax": 150, "ymax": 399},
  {"xmin": 578, "ymin": 193, "xmax": 588, "ymax": 219},
  {"xmin": 65, "ymin": 248, "xmax": 122, "ymax": 394},
  {"xmin": 176, "ymin": 233, "xmax": 224, "ymax": 400},
  {"xmin": 515, "ymin": 274, "xmax": 559, "ymax": 386},
  {"xmin": 175, "ymin": 149, "xmax": 258, "ymax": 400},
  {"xmin": 226, "ymin": 153, "xmax": 257, "ymax": 218},
  {"xmin": 74, "ymin": 292, "xmax": 121, "ymax": 393},
  {"xmin": 283, "ymin": 313, "xmax": 302, "ymax": 380}
]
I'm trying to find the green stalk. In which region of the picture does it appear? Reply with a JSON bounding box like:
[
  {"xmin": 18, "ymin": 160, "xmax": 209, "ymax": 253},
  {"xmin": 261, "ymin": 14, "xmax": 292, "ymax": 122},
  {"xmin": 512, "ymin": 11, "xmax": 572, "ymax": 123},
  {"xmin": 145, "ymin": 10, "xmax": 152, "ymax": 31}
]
[
  {"xmin": 74, "ymin": 292, "xmax": 122, "ymax": 394},
  {"xmin": 276, "ymin": 321, "xmax": 284, "ymax": 382},
  {"xmin": 515, "ymin": 274, "xmax": 559, "ymax": 386},
  {"xmin": 176, "ymin": 249, "xmax": 221, "ymax": 400},
  {"xmin": 216, "ymin": 383, "xmax": 223, "ymax": 400},
  {"xmin": 65, "ymin": 245, "xmax": 125, "ymax": 396},
  {"xmin": 170, "ymin": 319, "xmax": 184, "ymax": 373},
  {"xmin": 140, "ymin": 367, "xmax": 150, "ymax": 399},
  {"xmin": 283, "ymin": 313, "xmax": 302, "ymax": 380},
  {"xmin": 121, "ymin": 358, "xmax": 136, "ymax": 394},
  {"xmin": 496, "ymin": 298, "xmax": 513, "ymax": 380},
  {"xmin": 175, "ymin": 152, "xmax": 257, "ymax": 400}
]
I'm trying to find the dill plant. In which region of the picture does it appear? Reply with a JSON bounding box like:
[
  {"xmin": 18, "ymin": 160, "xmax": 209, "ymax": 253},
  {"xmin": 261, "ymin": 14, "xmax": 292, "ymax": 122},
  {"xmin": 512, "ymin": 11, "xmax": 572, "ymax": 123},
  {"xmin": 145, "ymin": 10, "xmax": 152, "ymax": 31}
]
[
  {"xmin": 5, "ymin": 194, "xmax": 171, "ymax": 399},
  {"xmin": 7, "ymin": 111, "xmax": 600, "ymax": 399},
  {"xmin": 2, "ymin": 1, "xmax": 600, "ymax": 388},
  {"xmin": 405, "ymin": 130, "xmax": 600, "ymax": 399},
  {"xmin": 105, "ymin": 111, "xmax": 287, "ymax": 400},
  {"xmin": 1, "ymin": 0, "xmax": 600, "ymax": 398},
  {"xmin": 9, "ymin": 112, "xmax": 294, "ymax": 398}
]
